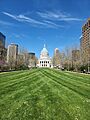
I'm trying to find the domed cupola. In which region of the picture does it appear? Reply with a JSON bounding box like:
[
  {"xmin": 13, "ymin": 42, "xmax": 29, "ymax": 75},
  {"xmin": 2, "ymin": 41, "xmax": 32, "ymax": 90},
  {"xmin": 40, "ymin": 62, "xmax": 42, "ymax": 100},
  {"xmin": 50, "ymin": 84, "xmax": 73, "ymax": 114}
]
[{"xmin": 40, "ymin": 44, "xmax": 49, "ymax": 58}]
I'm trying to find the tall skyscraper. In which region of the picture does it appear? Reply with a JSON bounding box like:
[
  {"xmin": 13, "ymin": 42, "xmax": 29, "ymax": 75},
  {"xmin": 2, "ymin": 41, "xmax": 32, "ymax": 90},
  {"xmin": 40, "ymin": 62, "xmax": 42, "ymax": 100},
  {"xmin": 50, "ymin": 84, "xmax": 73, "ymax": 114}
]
[
  {"xmin": 53, "ymin": 48, "xmax": 61, "ymax": 67},
  {"xmin": 55, "ymin": 48, "xmax": 60, "ymax": 55},
  {"xmin": 7, "ymin": 43, "xmax": 18, "ymax": 67},
  {"xmin": 0, "ymin": 32, "xmax": 7, "ymax": 66},
  {"xmin": 28, "ymin": 52, "xmax": 36, "ymax": 68},
  {"xmin": 81, "ymin": 18, "xmax": 90, "ymax": 65},
  {"xmin": 0, "ymin": 32, "xmax": 5, "ymax": 48}
]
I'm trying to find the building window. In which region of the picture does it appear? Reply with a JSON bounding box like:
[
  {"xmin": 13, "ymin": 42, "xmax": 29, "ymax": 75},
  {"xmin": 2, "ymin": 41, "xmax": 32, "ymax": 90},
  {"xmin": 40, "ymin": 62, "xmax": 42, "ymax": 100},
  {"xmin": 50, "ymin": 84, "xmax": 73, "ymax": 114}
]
[
  {"xmin": 48, "ymin": 61, "xmax": 49, "ymax": 63},
  {"xmin": 42, "ymin": 61, "xmax": 43, "ymax": 63},
  {"xmin": 42, "ymin": 64, "xmax": 43, "ymax": 66}
]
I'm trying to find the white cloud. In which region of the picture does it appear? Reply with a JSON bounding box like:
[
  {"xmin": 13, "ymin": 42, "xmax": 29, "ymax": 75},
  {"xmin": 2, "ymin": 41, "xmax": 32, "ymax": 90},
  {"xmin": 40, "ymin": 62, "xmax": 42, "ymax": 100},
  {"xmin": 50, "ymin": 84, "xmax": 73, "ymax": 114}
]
[
  {"xmin": 43, "ymin": 20, "xmax": 64, "ymax": 28},
  {"xmin": 2, "ymin": 11, "xmax": 63, "ymax": 28},
  {"xmin": 3, "ymin": 12, "xmax": 63, "ymax": 28},
  {"xmin": 37, "ymin": 11, "xmax": 82, "ymax": 21},
  {"xmin": 3, "ymin": 12, "xmax": 44, "ymax": 24}
]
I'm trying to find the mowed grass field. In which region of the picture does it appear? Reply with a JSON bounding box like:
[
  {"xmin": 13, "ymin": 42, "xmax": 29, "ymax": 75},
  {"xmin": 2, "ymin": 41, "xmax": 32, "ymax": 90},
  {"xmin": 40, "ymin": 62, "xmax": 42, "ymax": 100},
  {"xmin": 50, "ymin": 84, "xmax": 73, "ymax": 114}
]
[{"xmin": 0, "ymin": 68, "xmax": 90, "ymax": 120}]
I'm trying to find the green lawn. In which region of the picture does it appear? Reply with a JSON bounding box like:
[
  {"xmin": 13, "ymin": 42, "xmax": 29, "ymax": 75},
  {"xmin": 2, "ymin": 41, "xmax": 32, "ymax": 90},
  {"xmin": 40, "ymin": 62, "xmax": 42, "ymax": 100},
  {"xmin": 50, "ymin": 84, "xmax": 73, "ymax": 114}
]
[{"xmin": 0, "ymin": 68, "xmax": 90, "ymax": 120}]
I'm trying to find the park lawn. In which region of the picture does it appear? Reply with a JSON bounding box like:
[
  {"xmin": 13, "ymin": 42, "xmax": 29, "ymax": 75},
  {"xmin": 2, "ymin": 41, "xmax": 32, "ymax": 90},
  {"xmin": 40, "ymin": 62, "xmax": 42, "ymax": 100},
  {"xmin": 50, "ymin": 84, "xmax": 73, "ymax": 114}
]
[{"xmin": 0, "ymin": 68, "xmax": 90, "ymax": 120}]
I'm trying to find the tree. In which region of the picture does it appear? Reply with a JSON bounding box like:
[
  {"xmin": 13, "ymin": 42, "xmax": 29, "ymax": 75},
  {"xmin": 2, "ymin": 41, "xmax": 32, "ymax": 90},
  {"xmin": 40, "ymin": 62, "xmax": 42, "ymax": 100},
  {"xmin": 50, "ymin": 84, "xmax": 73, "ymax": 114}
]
[{"xmin": 63, "ymin": 47, "xmax": 72, "ymax": 71}]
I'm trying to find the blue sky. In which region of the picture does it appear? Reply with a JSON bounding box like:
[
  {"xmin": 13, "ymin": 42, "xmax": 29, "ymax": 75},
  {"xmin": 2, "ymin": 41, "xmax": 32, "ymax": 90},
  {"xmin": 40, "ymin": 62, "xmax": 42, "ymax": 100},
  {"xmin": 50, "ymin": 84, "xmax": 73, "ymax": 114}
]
[{"xmin": 0, "ymin": 0, "xmax": 90, "ymax": 58}]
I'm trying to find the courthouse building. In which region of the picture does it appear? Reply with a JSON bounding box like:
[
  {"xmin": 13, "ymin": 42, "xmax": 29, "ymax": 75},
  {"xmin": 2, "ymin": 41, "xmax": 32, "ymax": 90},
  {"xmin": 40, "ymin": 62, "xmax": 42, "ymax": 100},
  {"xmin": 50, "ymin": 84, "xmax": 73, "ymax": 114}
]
[{"xmin": 38, "ymin": 44, "xmax": 53, "ymax": 68}]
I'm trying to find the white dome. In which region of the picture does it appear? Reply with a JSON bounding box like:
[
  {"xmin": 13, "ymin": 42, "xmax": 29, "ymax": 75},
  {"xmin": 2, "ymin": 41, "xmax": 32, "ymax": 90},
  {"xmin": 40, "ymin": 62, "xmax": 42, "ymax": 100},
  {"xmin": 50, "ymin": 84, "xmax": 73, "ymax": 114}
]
[
  {"xmin": 40, "ymin": 44, "xmax": 49, "ymax": 58},
  {"xmin": 55, "ymin": 48, "xmax": 59, "ymax": 50}
]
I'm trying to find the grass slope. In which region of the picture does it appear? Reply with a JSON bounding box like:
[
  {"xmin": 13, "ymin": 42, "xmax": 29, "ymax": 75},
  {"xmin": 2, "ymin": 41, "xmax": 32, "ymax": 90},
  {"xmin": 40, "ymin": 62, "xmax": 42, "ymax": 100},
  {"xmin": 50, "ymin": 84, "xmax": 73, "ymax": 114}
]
[{"xmin": 0, "ymin": 68, "xmax": 90, "ymax": 120}]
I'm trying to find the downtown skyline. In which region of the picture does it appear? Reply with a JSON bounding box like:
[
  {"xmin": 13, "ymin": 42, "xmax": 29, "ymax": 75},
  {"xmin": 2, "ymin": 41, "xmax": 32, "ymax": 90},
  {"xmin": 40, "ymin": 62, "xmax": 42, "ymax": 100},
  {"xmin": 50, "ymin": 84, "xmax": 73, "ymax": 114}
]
[{"xmin": 0, "ymin": 0, "xmax": 90, "ymax": 58}]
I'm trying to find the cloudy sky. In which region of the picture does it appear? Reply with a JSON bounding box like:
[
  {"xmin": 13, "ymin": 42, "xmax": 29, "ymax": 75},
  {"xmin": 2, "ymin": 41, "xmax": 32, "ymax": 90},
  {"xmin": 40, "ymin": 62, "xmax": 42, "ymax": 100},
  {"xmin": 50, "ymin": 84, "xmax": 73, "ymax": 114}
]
[{"xmin": 0, "ymin": 0, "xmax": 90, "ymax": 57}]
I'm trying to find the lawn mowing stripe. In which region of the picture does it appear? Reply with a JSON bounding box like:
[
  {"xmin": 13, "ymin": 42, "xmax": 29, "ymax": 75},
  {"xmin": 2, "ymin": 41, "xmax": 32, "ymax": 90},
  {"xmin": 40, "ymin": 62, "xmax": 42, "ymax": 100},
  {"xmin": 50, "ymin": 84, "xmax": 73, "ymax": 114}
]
[
  {"xmin": 0, "ymin": 68, "xmax": 90, "ymax": 120},
  {"xmin": 66, "ymin": 71, "xmax": 90, "ymax": 78},
  {"xmin": 48, "ymin": 69, "xmax": 90, "ymax": 85},
  {"xmin": 41, "ymin": 69, "xmax": 90, "ymax": 99},
  {"xmin": 43, "ymin": 69, "xmax": 90, "ymax": 93},
  {"xmin": 0, "ymin": 73, "xmax": 42, "ymax": 98},
  {"xmin": 46, "ymin": 71, "xmax": 90, "ymax": 99},
  {"xmin": 6, "ymin": 81, "xmax": 72, "ymax": 120},
  {"xmin": 48, "ymin": 70, "xmax": 90, "ymax": 92},
  {"xmin": 0, "ymin": 84, "xmax": 46, "ymax": 119},
  {"xmin": 51, "ymin": 69, "xmax": 90, "ymax": 82},
  {"xmin": 41, "ymin": 70, "xmax": 85, "ymax": 101},
  {"xmin": 0, "ymin": 73, "xmax": 38, "ymax": 90},
  {"xmin": 52, "ymin": 69, "xmax": 90, "ymax": 84},
  {"xmin": 0, "ymin": 70, "xmax": 47, "ymax": 101},
  {"xmin": 45, "ymin": 69, "xmax": 90, "ymax": 88},
  {"xmin": 0, "ymin": 72, "xmax": 39, "ymax": 88},
  {"xmin": 58, "ymin": 71, "xmax": 90, "ymax": 84},
  {"xmin": 0, "ymin": 69, "xmax": 38, "ymax": 82},
  {"xmin": 40, "ymin": 70, "xmax": 90, "ymax": 120},
  {"xmin": 31, "ymin": 75, "xmax": 73, "ymax": 120},
  {"xmin": 0, "ymin": 77, "xmax": 45, "ymax": 103},
  {"xmin": 0, "ymin": 70, "xmax": 29, "ymax": 78},
  {"xmin": 0, "ymin": 71, "xmax": 52, "ymax": 120},
  {"xmin": 28, "ymin": 84, "xmax": 72, "ymax": 120},
  {"xmin": 0, "ymin": 70, "xmax": 72, "ymax": 119},
  {"xmin": 5, "ymin": 82, "xmax": 47, "ymax": 120},
  {"xmin": 47, "ymin": 80, "xmax": 89, "ymax": 120},
  {"xmin": 0, "ymin": 69, "xmax": 40, "ymax": 88},
  {"xmin": 40, "ymin": 69, "xmax": 90, "ymax": 100},
  {"xmin": 0, "ymin": 69, "xmax": 38, "ymax": 77},
  {"xmin": 0, "ymin": 71, "xmax": 44, "ymax": 102}
]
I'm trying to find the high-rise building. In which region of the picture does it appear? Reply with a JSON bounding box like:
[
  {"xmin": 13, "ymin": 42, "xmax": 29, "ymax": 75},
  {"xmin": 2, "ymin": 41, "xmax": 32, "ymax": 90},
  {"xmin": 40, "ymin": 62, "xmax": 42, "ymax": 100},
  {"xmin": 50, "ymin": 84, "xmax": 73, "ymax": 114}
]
[
  {"xmin": 0, "ymin": 32, "xmax": 7, "ymax": 66},
  {"xmin": 53, "ymin": 48, "xmax": 61, "ymax": 67},
  {"xmin": 17, "ymin": 52, "xmax": 30, "ymax": 67},
  {"xmin": 0, "ymin": 32, "xmax": 5, "ymax": 48},
  {"xmin": 81, "ymin": 18, "xmax": 90, "ymax": 65},
  {"xmin": 7, "ymin": 43, "xmax": 18, "ymax": 67},
  {"xmin": 28, "ymin": 52, "xmax": 36, "ymax": 68}
]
